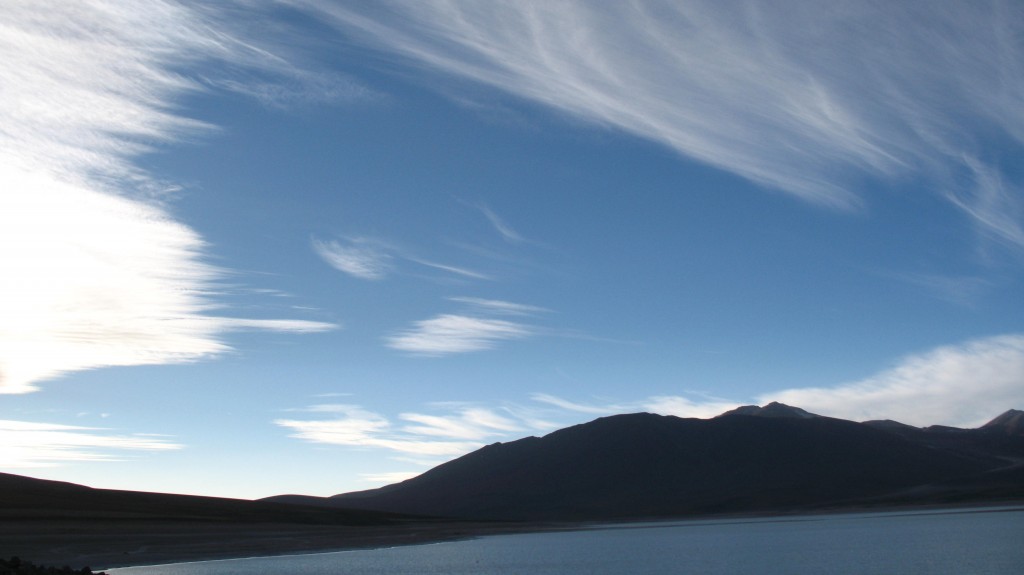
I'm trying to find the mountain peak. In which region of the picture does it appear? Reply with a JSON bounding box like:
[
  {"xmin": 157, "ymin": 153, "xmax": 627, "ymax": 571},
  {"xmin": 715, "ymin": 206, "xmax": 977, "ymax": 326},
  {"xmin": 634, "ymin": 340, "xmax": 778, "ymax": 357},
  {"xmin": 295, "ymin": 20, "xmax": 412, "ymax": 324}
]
[
  {"xmin": 981, "ymin": 409, "xmax": 1024, "ymax": 435},
  {"xmin": 862, "ymin": 419, "xmax": 918, "ymax": 431},
  {"xmin": 718, "ymin": 402, "xmax": 819, "ymax": 419}
]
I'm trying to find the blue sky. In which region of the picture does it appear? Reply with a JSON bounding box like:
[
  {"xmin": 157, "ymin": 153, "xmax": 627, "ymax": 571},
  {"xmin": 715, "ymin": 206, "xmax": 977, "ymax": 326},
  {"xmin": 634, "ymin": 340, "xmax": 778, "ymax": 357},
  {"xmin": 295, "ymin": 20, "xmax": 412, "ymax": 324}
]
[{"xmin": 2, "ymin": 1, "xmax": 1023, "ymax": 499}]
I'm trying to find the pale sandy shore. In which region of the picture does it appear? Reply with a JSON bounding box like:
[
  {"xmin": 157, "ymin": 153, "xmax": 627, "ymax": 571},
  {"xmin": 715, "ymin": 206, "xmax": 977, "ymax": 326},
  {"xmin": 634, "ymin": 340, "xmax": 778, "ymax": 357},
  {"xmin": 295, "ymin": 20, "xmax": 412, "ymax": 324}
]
[{"xmin": 1, "ymin": 519, "xmax": 569, "ymax": 570}]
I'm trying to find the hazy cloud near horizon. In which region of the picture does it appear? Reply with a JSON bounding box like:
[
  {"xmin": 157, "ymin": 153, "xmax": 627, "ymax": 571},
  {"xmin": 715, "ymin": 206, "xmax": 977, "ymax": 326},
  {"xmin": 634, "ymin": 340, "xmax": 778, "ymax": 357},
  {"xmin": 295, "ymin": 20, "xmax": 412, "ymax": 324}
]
[
  {"xmin": 532, "ymin": 334, "xmax": 1024, "ymax": 428},
  {"xmin": 0, "ymin": 419, "xmax": 181, "ymax": 468},
  {"xmin": 278, "ymin": 334, "xmax": 1024, "ymax": 476},
  {"xmin": 762, "ymin": 334, "xmax": 1024, "ymax": 428},
  {"xmin": 275, "ymin": 403, "xmax": 528, "ymax": 458}
]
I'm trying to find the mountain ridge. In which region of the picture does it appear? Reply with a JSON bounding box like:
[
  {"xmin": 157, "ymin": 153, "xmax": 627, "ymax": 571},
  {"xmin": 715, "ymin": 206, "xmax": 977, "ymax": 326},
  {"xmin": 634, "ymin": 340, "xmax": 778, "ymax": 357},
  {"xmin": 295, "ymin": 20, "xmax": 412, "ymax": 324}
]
[
  {"xmin": 266, "ymin": 404, "xmax": 1024, "ymax": 521},
  {"xmin": 717, "ymin": 401, "xmax": 820, "ymax": 419}
]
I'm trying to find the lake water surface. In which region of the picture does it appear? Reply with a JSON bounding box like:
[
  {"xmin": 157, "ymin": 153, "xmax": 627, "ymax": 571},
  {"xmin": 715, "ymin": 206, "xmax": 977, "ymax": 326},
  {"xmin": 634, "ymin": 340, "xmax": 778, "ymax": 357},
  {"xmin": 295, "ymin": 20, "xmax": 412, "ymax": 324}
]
[{"xmin": 110, "ymin": 506, "xmax": 1024, "ymax": 574}]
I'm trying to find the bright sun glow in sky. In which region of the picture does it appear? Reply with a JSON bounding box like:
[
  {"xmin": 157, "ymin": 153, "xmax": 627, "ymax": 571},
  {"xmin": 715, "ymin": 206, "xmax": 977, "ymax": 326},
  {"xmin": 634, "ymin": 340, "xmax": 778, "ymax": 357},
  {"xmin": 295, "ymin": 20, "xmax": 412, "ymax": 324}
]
[{"xmin": 2, "ymin": 0, "xmax": 1023, "ymax": 499}]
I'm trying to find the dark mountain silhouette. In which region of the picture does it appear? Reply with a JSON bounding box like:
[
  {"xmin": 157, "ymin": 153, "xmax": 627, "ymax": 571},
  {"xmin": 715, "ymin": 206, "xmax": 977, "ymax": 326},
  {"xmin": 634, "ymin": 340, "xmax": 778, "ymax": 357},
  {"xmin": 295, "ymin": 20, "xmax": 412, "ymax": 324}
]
[
  {"xmin": 718, "ymin": 401, "xmax": 819, "ymax": 419},
  {"xmin": 0, "ymin": 472, "xmax": 403, "ymax": 525},
  {"xmin": 267, "ymin": 404, "xmax": 1024, "ymax": 521},
  {"xmin": 982, "ymin": 409, "xmax": 1024, "ymax": 435}
]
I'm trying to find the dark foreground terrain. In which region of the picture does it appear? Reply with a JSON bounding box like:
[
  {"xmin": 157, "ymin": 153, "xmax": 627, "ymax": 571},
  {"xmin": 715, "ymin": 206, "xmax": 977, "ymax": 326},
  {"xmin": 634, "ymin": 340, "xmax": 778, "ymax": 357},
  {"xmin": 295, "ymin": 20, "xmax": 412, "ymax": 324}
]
[
  {"xmin": 0, "ymin": 472, "xmax": 545, "ymax": 569},
  {"xmin": 1, "ymin": 556, "xmax": 107, "ymax": 575}
]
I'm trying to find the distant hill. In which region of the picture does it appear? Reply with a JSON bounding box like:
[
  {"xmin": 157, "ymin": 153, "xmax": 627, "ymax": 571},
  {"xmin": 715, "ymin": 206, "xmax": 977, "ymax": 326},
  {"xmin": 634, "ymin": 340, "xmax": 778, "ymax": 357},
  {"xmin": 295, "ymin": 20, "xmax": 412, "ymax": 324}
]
[
  {"xmin": 0, "ymin": 472, "xmax": 403, "ymax": 525},
  {"xmin": 0, "ymin": 470, "xmax": 428, "ymax": 564},
  {"xmin": 0, "ymin": 473, "xmax": 469, "ymax": 568},
  {"xmin": 267, "ymin": 405, "xmax": 1024, "ymax": 521}
]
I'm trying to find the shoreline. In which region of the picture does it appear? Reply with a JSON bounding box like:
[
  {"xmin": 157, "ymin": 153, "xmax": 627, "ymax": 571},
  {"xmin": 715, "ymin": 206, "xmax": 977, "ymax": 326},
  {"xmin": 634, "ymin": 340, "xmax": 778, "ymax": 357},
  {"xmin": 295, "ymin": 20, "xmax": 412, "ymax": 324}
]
[
  {"xmin": 101, "ymin": 525, "xmax": 541, "ymax": 571},
  {"xmin": 3, "ymin": 519, "xmax": 577, "ymax": 571},
  {"xmin": 8, "ymin": 501, "xmax": 1022, "ymax": 571}
]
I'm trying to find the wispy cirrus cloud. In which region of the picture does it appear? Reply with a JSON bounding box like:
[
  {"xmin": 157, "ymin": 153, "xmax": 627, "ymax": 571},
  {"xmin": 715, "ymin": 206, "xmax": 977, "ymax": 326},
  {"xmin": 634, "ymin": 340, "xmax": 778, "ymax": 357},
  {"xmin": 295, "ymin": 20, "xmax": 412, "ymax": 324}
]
[
  {"xmin": 530, "ymin": 393, "xmax": 620, "ymax": 415},
  {"xmin": 387, "ymin": 295, "xmax": 544, "ymax": 355},
  {"xmin": 312, "ymin": 237, "xmax": 394, "ymax": 280},
  {"xmin": 478, "ymin": 204, "xmax": 524, "ymax": 244},
  {"xmin": 386, "ymin": 314, "xmax": 531, "ymax": 355},
  {"xmin": 305, "ymin": 1, "xmax": 1024, "ymax": 250},
  {"xmin": 449, "ymin": 297, "xmax": 549, "ymax": 316},
  {"xmin": 401, "ymin": 406, "xmax": 523, "ymax": 439},
  {"xmin": 945, "ymin": 157, "xmax": 1024, "ymax": 251},
  {"xmin": 275, "ymin": 403, "xmax": 528, "ymax": 457},
  {"xmin": 276, "ymin": 400, "xmax": 560, "ymax": 487},
  {"xmin": 0, "ymin": 419, "xmax": 181, "ymax": 468},
  {"xmin": 276, "ymin": 401, "xmax": 565, "ymax": 486},
  {"xmin": 887, "ymin": 272, "xmax": 994, "ymax": 307},
  {"xmin": 0, "ymin": 1, "xmax": 335, "ymax": 393},
  {"xmin": 313, "ymin": 237, "xmax": 492, "ymax": 281},
  {"xmin": 213, "ymin": 71, "xmax": 378, "ymax": 110},
  {"xmin": 409, "ymin": 258, "xmax": 493, "ymax": 281},
  {"xmin": 531, "ymin": 392, "xmax": 740, "ymax": 420}
]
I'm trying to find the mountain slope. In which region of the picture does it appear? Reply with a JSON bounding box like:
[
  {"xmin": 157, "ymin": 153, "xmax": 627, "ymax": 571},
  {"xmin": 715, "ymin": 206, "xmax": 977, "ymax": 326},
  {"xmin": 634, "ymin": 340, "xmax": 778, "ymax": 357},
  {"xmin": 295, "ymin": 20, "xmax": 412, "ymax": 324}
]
[
  {"xmin": 270, "ymin": 406, "xmax": 1024, "ymax": 521},
  {"xmin": 982, "ymin": 409, "xmax": 1024, "ymax": 435}
]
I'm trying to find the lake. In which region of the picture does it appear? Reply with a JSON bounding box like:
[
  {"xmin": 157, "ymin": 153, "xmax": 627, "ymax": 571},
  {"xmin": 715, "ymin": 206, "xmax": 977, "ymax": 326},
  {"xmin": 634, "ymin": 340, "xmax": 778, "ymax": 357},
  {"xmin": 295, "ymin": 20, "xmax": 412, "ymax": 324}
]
[{"xmin": 109, "ymin": 506, "xmax": 1024, "ymax": 574}]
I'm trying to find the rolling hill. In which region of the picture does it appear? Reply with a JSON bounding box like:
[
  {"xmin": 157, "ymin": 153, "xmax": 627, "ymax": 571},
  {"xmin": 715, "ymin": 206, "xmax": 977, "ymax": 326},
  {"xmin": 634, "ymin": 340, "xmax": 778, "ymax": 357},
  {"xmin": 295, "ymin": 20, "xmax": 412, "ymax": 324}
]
[
  {"xmin": 0, "ymin": 472, "xmax": 420, "ymax": 567},
  {"xmin": 0, "ymin": 472, "xmax": 402, "ymax": 524}
]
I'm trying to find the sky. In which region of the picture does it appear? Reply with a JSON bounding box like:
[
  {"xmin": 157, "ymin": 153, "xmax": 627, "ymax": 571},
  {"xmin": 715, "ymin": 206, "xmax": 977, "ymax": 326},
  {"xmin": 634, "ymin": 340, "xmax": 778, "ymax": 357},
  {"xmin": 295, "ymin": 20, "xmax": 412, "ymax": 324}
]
[{"xmin": 1, "ymin": 0, "xmax": 1023, "ymax": 500}]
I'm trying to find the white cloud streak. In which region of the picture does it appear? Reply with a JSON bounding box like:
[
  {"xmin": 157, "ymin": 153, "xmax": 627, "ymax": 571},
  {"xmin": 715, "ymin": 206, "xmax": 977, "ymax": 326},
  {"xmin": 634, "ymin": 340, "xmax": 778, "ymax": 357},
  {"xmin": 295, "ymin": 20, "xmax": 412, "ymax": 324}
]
[
  {"xmin": 449, "ymin": 297, "xmax": 549, "ymax": 316},
  {"xmin": 276, "ymin": 401, "xmax": 558, "ymax": 485},
  {"xmin": 531, "ymin": 392, "xmax": 740, "ymax": 420},
  {"xmin": 478, "ymin": 204, "xmax": 523, "ymax": 243},
  {"xmin": 888, "ymin": 272, "xmax": 994, "ymax": 307},
  {"xmin": 400, "ymin": 407, "xmax": 523, "ymax": 439},
  {"xmin": 303, "ymin": 1, "xmax": 1024, "ymax": 249},
  {"xmin": 0, "ymin": 1, "xmax": 335, "ymax": 393},
  {"xmin": 312, "ymin": 238, "xmax": 394, "ymax": 280},
  {"xmin": 313, "ymin": 237, "xmax": 492, "ymax": 281},
  {"xmin": 213, "ymin": 71, "xmax": 377, "ymax": 110},
  {"xmin": 409, "ymin": 258, "xmax": 493, "ymax": 281},
  {"xmin": 387, "ymin": 296, "xmax": 546, "ymax": 355},
  {"xmin": 530, "ymin": 393, "xmax": 619, "ymax": 415},
  {"xmin": 275, "ymin": 404, "xmax": 526, "ymax": 457},
  {"xmin": 0, "ymin": 419, "xmax": 181, "ymax": 468},
  {"xmin": 386, "ymin": 314, "xmax": 531, "ymax": 355}
]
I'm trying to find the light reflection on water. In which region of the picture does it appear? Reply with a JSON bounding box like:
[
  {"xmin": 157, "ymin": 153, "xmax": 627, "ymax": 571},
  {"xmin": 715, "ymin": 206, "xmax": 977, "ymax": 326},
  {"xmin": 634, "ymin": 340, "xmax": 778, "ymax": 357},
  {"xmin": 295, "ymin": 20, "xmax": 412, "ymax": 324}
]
[{"xmin": 109, "ymin": 506, "xmax": 1024, "ymax": 575}]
